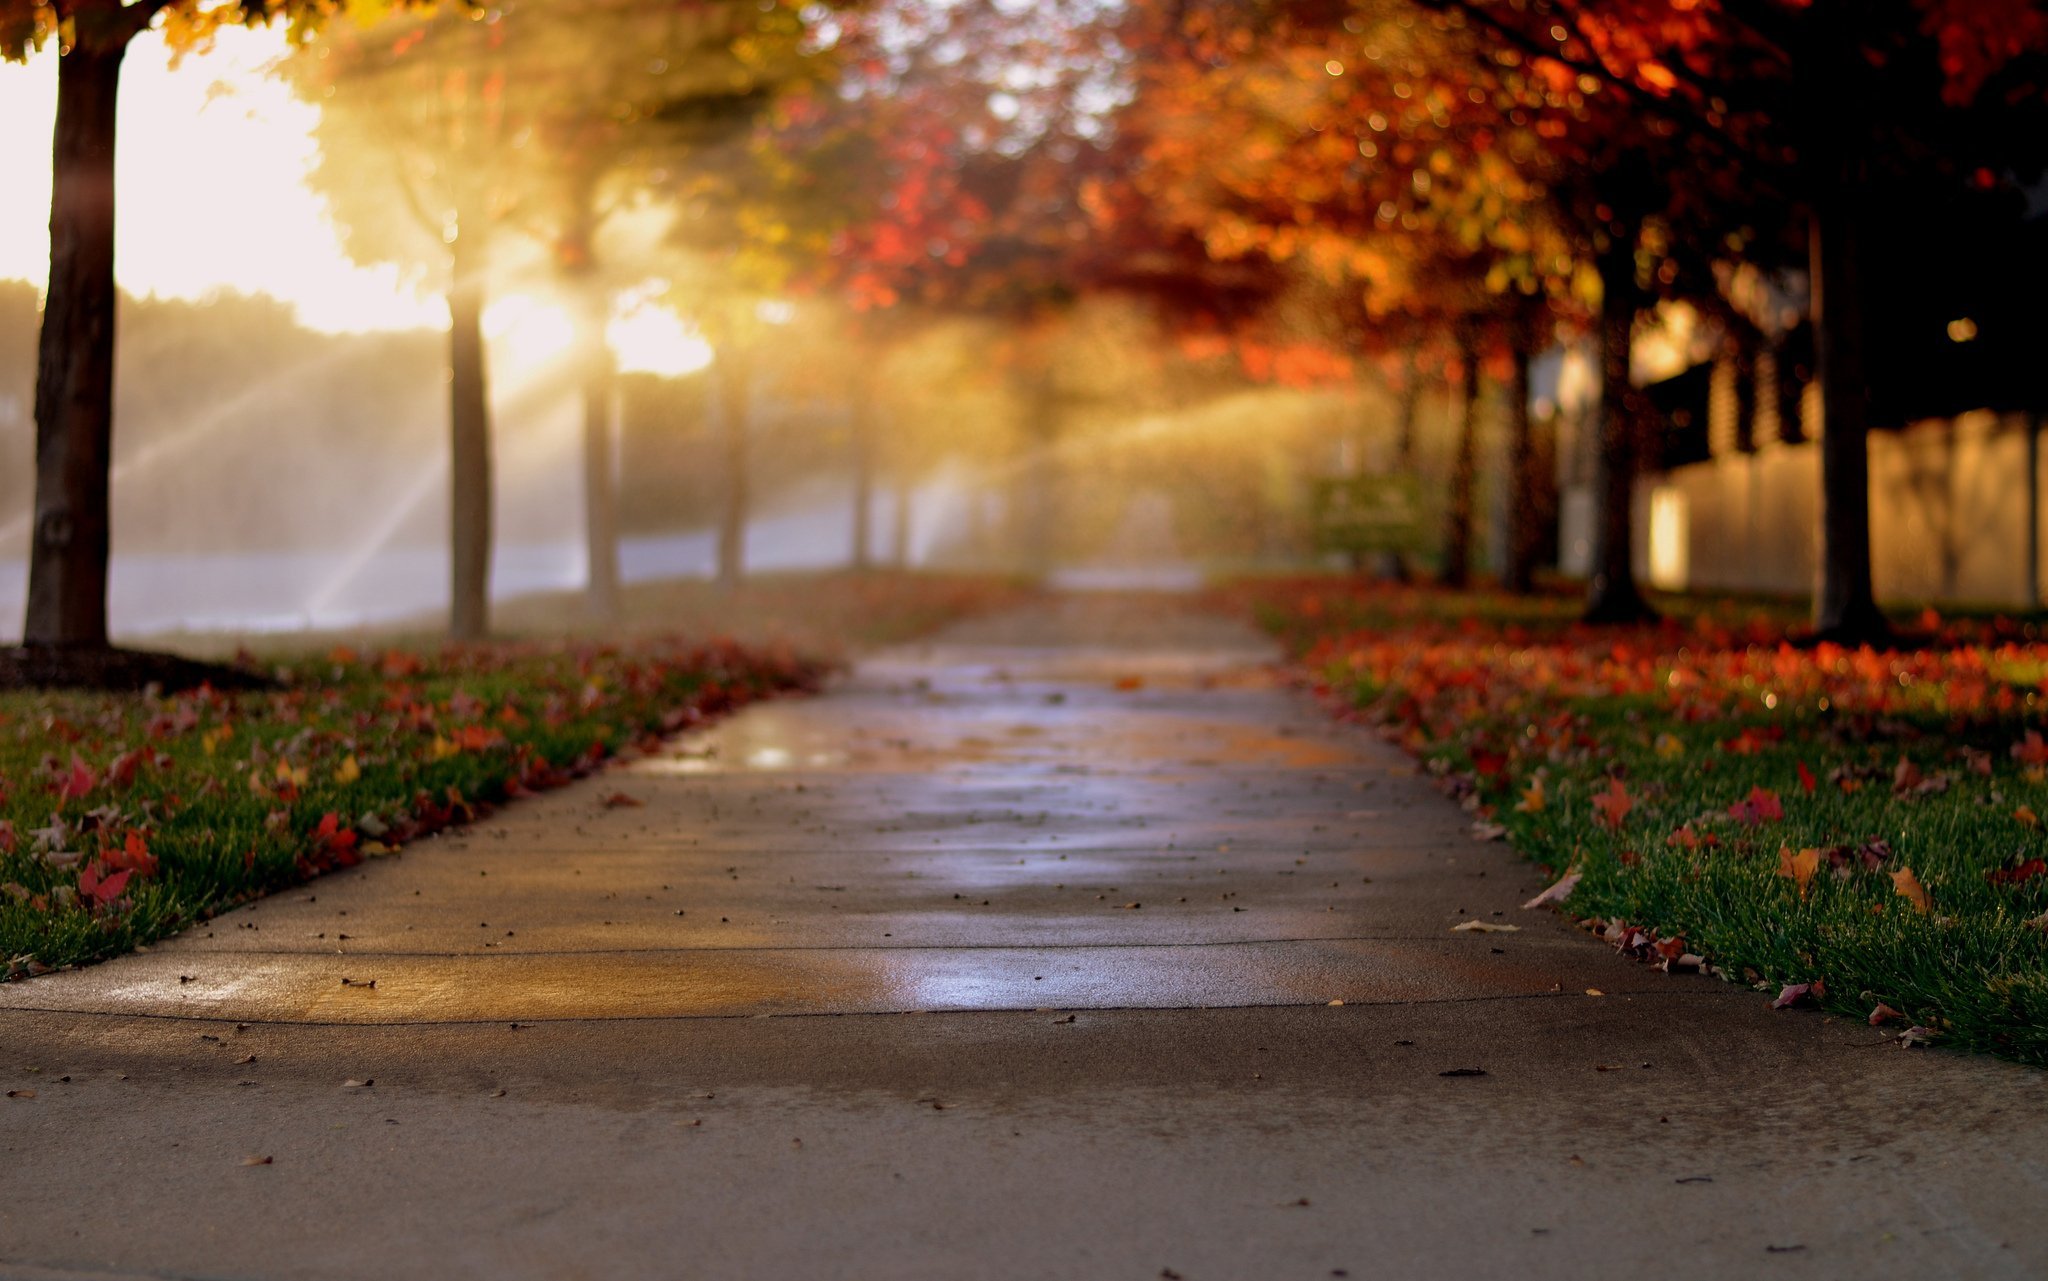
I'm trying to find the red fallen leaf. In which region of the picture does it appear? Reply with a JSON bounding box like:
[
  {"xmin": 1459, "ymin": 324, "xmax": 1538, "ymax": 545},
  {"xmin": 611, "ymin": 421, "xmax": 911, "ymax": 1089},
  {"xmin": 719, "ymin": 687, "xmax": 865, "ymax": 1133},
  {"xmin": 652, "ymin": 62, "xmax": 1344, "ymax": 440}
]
[
  {"xmin": 451, "ymin": 724, "xmax": 505, "ymax": 753},
  {"xmin": 2013, "ymin": 730, "xmax": 2048, "ymax": 767},
  {"xmin": 1987, "ymin": 858, "xmax": 2047, "ymax": 886},
  {"xmin": 1470, "ymin": 749, "xmax": 1507, "ymax": 780},
  {"xmin": 0, "ymin": 820, "xmax": 14, "ymax": 855},
  {"xmin": 1728, "ymin": 787, "xmax": 1783, "ymax": 825},
  {"xmin": 56, "ymin": 753, "xmax": 96, "ymax": 803},
  {"xmin": 105, "ymin": 748, "xmax": 146, "ymax": 790},
  {"xmin": 1868, "ymin": 1003, "xmax": 1905, "ymax": 1026},
  {"xmin": 603, "ymin": 792, "xmax": 644, "ymax": 809},
  {"xmin": 102, "ymin": 830, "xmax": 158, "ymax": 877},
  {"xmin": 1796, "ymin": 761, "xmax": 1817, "ymax": 794},
  {"xmin": 1591, "ymin": 777, "xmax": 1633, "ymax": 830},
  {"xmin": 77, "ymin": 862, "xmax": 131, "ymax": 910}
]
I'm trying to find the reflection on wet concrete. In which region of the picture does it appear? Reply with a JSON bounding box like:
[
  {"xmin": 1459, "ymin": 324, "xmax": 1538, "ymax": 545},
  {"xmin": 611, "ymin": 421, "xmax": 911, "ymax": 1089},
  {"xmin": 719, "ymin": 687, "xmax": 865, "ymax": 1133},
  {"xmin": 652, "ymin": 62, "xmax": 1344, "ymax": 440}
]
[{"xmin": 0, "ymin": 595, "xmax": 1553, "ymax": 1024}]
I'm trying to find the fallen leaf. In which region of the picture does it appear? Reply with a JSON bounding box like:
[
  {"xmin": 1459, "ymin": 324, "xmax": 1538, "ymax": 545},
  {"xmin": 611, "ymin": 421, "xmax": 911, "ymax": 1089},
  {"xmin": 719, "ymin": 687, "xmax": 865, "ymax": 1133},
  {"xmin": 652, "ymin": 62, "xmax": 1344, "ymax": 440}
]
[
  {"xmin": 1772, "ymin": 980, "xmax": 1824, "ymax": 1010},
  {"xmin": 1469, "ymin": 821, "xmax": 1507, "ymax": 841},
  {"xmin": 1728, "ymin": 787, "xmax": 1783, "ymax": 825},
  {"xmin": 1898, "ymin": 1026, "xmax": 1937, "ymax": 1048},
  {"xmin": 2016, "ymin": 805, "xmax": 2041, "ymax": 830},
  {"xmin": 241, "ymin": 1155, "xmax": 273, "ymax": 1166},
  {"xmin": 1592, "ymin": 777, "xmax": 1633, "ymax": 830},
  {"xmin": 1891, "ymin": 867, "xmax": 1933, "ymax": 914},
  {"xmin": 342, "ymin": 1078, "xmax": 374, "ymax": 1089},
  {"xmin": 1522, "ymin": 871, "xmax": 1580, "ymax": 909},
  {"xmin": 1796, "ymin": 761, "xmax": 1817, "ymax": 793},
  {"xmin": 1451, "ymin": 920, "xmax": 1520, "ymax": 934},
  {"xmin": 6, "ymin": 1089, "xmax": 34, "ymax": 1099},
  {"xmin": 1515, "ymin": 776, "xmax": 1547, "ymax": 814},
  {"xmin": 603, "ymin": 792, "xmax": 645, "ymax": 809},
  {"xmin": 1776, "ymin": 845, "xmax": 1821, "ymax": 899},
  {"xmin": 1584, "ymin": 988, "xmax": 1604, "ymax": 997},
  {"xmin": 1653, "ymin": 733, "xmax": 1685, "ymax": 760},
  {"xmin": 1868, "ymin": 1003, "xmax": 1904, "ymax": 1026}
]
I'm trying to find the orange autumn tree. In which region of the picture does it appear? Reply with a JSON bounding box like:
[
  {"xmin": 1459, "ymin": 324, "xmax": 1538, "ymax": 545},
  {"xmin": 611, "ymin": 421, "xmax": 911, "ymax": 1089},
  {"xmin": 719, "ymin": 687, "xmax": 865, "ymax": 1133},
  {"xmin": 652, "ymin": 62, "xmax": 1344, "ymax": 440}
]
[
  {"xmin": 1418, "ymin": 0, "xmax": 2048, "ymax": 639},
  {"xmin": 1112, "ymin": 0, "xmax": 1588, "ymax": 589}
]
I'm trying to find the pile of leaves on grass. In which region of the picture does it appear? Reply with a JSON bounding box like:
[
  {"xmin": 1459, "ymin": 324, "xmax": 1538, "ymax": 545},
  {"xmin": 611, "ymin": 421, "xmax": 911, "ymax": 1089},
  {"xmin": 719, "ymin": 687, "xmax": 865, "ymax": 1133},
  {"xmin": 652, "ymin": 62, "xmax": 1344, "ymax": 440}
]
[
  {"xmin": 0, "ymin": 638, "xmax": 823, "ymax": 976},
  {"xmin": 1227, "ymin": 579, "xmax": 2048, "ymax": 1066}
]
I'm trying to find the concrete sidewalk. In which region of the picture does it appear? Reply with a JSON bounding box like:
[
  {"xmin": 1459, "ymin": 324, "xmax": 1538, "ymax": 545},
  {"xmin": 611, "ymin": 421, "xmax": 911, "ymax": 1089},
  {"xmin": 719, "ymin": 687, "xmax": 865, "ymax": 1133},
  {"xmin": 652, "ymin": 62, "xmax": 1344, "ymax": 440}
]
[{"xmin": 1, "ymin": 595, "xmax": 2041, "ymax": 1280}]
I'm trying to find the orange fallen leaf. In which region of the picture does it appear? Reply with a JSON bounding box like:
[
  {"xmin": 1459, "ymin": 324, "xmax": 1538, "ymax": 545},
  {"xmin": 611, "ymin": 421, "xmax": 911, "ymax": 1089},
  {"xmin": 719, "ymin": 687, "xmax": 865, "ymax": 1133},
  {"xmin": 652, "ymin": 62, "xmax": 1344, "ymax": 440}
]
[
  {"xmin": 1591, "ymin": 777, "xmax": 1633, "ymax": 830},
  {"xmin": 1776, "ymin": 845, "xmax": 1821, "ymax": 900},
  {"xmin": 2016, "ymin": 805, "xmax": 2041, "ymax": 830},
  {"xmin": 1891, "ymin": 867, "xmax": 1932, "ymax": 914}
]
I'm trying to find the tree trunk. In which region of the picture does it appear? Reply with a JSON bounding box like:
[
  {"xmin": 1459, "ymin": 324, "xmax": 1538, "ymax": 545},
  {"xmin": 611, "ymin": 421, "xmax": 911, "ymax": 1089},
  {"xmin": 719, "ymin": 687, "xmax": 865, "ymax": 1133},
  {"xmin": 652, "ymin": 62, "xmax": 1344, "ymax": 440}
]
[
  {"xmin": 850, "ymin": 365, "xmax": 876, "ymax": 572},
  {"xmin": 24, "ymin": 39, "xmax": 127, "ymax": 649},
  {"xmin": 447, "ymin": 224, "xmax": 493, "ymax": 642},
  {"xmin": 580, "ymin": 345, "xmax": 621, "ymax": 622},
  {"xmin": 715, "ymin": 346, "xmax": 750, "ymax": 592},
  {"xmin": 1378, "ymin": 350, "xmax": 1422, "ymax": 582},
  {"xmin": 890, "ymin": 467, "xmax": 914, "ymax": 570},
  {"xmin": 1809, "ymin": 192, "xmax": 1890, "ymax": 643},
  {"xmin": 1503, "ymin": 316, "xmax": 1538, "ymax": 594},
  {"xmin": 1440, "ymin": 327, "xmax": 1479, "ymax": 588},
  {"xmin": 1583, "ymin": 239, "xmax": 1657, "ymax": 624},
  {"xmin": 2027, "ymin": 412, "xmax": 2042, "ymax": 613}
]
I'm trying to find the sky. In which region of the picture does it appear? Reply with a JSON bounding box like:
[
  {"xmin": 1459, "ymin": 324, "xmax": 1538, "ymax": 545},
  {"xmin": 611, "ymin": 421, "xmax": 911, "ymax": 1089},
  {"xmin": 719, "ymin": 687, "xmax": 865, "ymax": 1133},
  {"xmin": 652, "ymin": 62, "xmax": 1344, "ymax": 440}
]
[{"xmin": 0, "ymin": 26, "xmax": 449, "ymax": 334}]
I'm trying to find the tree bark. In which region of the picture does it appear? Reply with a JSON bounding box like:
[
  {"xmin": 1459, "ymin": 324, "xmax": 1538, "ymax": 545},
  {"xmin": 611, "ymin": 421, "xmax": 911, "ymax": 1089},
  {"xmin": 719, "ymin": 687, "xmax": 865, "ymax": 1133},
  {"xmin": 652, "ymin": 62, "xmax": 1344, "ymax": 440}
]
[
  {"xmin": 1583, "ymin": 238, "xmax": 1657, "ymax": 624},
  {"xmin": 890, "ymin": 466, "xmax": 914, "ymax": 570},
  {"xmin": 1378, "ymin": 350, "xmax": 1422, "ymax": 582},
  {"xmin": 580, "ymin": 343, "xmax": 621, "ymax": 622},
  {"xmin": 447, "ymin": 222, "xmax": 493, "ymax": 642},
  {"xmin": 850, "ymin": 363, "xmax": 876, "ymax": 572},
  {"xmin": 1503, "ymin": 314, "xmax": 1538, "ymax": 594},
  {"xmin": 1440, "ymin": 326, "xmax": 1479, "ymax": 588},
  {"xmin": 24, "ymin": 37, "xmax": 128, "ymax": 648},
  {"xmin": 2027, "ymin": 412, "xmax": 2042, "ymax": 613},
  {"xmin": 1809, "ymin": 191, "xmax": 1890, "ymax": 643},
  {"xmin": 715, "ymin": 346, "xmax": 750, "ymax": 592}
]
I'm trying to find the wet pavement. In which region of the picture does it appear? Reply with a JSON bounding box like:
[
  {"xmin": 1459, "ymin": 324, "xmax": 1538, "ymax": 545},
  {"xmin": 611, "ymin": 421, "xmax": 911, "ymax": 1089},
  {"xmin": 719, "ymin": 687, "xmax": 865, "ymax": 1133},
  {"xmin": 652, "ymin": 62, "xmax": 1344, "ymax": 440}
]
[{"xmin": 1, "ymin": 595, "xmax": 2043, "ymax": 1280}]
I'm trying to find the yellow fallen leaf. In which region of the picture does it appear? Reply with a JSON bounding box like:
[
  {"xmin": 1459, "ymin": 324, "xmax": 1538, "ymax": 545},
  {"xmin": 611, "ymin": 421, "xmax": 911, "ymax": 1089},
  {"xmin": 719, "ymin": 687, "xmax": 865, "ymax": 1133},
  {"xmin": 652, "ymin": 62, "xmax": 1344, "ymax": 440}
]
[
  {"xmin": 1515, "ymin": 777, "xmax": 1547, "ymax": 814},
  {"xmin": 1776, "ymin": 845, "xmax": 1821, "ymax": 900},
  {"xmin": 274, "ymin": 759, "xmax": 309, "ymax": 789},
  {"xmin": 202, "ymin": 726, "xmax": 232, "ymax": 756},
  {"xmin": 1653, "ymin": 733, "xmax": 1685, "ymax": 760},
  {"xmin": 1891, "ymin": 866, "xmax": 1932, "ymax": 914},
  {"xmin": 429, "ymin": 736, "xmax": 459, "ymax": 761},
  {"xmin": 1451, "ymin": 920, "xmax": 1520, "ymax": 934},
  {"xmin": 1584, "ymin": 988, "xmax": 1604, "ymax": 997},
  {"xmin": 335, "ymin": 755, "xmax": 362, "ymax": 786}
]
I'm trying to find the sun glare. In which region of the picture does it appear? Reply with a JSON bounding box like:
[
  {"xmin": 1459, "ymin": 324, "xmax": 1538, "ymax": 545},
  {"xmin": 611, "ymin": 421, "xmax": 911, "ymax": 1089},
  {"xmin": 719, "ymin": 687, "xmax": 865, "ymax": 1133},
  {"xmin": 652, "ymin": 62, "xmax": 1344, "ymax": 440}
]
[
  {"xmin": 0, "ymin": 26, "xmax": 442, "ymax": 333},
  {"xmin": 609, "ymin": 295, "xmax": 715, "ymax": 377}
]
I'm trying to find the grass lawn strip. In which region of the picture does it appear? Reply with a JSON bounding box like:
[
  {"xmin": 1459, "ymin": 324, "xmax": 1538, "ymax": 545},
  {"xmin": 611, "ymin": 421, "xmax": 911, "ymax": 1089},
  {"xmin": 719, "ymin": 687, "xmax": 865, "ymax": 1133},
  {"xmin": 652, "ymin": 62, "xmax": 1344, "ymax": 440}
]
[
  {"xmin": 0, "ymin": 639, "xmax": 823, "ymax": 976},
  {"xmin": 1229, "ymin": 580, "xmax": 2048, "ymax": 1067}
]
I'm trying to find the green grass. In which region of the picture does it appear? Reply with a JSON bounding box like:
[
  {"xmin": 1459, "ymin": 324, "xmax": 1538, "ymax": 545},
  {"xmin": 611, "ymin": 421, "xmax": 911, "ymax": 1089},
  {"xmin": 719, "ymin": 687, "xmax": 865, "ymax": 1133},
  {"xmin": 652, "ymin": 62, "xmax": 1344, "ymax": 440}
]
[
  {"xmin": 1223, "ymin": 576, "xmax": 2048, "ymax": 1065},
  {"xmin": 0, "ymin": 639, "xmax": 822, "ymax": 976}
]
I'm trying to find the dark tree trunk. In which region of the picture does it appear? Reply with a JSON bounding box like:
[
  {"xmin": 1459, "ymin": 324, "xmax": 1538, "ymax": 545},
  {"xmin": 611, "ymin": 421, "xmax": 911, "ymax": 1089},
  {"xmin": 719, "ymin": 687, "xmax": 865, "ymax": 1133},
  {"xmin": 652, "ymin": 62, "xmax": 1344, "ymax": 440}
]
[
  {"xmin": 447, "ymin": 223, "xmax": 493, "ymax": 642},
  {"xmin": 1809, "ymin": 192, "xmax": 1890, "ymax": 643},
  {"xmin": 890, "ymin": 467, "xmax": 914, "ymax": 570},
  {"xmin": 1583, "ymin": 239, "xmax": 1657, "ymax": 624},
  {"xmin": 24, "ymin": 38, "xmax": 128, "ymax": 649},
  {"xmin": 716, "ymin": 347, "xmax": 750, "ymax": 592},
  {"xmin": 580, "ymin": 345, "xmax": 621, "ymax": 622},
  {"xmin": 2027, "ymin": 412, "xmax": 2042, "ymax": 612},
  {"xmin": 1378, "ymin": 350, "xmax": 1422, "ymax": 582},
  {"xmin": 850, "ymin": 365, "xmax": 877, "ymax": 572},
  {"xmin": 1440, "ymin": 327, "xmax": 1479, "ymax": 588},
  {"xmin": 1503, "ymin": 314, "xmax": 1538, "ymax": 594}
]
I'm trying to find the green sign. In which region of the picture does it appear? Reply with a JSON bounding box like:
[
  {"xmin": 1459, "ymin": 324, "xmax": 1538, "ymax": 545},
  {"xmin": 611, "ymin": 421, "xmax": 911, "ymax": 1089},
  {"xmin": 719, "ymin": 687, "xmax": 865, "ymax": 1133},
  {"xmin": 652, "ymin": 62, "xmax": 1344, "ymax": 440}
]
[{"xmin": 1311, "ymin": 475, "xmax": 1426, "ymax": 556}]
